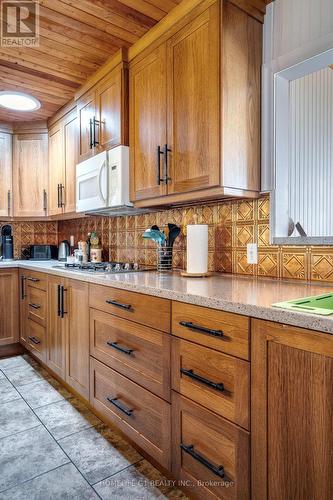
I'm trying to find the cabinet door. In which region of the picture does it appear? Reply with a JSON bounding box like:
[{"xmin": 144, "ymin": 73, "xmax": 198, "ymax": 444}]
[
  {"xmin": 96, "ymin": 65, "xmax": 128, "ymax": 152},
  {"xmin": 0, "ymin": 132, "xmax": 12, "ymax": 217},
  {"xmin": 47, "ymin": 276, "xmax": 66, "ymax": 379},
  {"xmin": 0, "ymin": 269, "xmax": 19, "ymax": 346},
  {"xmin": 48, "ymin": 124, "xmax": 64, "ymax": 216},
  {"xmin": 130, "ymin": 44, "xmax": 167, "ymax": 201},
  {"xmin": 252, "ymin": 319, "xmax": 333, "ymax": 500},
  {"xmin": 167, "ymin": 3, "xmax": 220, "ymax": 194},
  {"xmin": 13, "ymin": 134, "xmax": 48, "ymax": 217},
  {"xmin": 77, "ymin": 90, "xmax": 95, "ymax": 163},
  {"xmin": 19, "ymin": 271, "xmax": 27, "ymax": 346},
  {"xmin": 63, "ymin": 110, "xmax": 78, "ymax": 213},
  {"xmin": 66, "ymin": 279, "xmax": 89, "ymax": 399}
]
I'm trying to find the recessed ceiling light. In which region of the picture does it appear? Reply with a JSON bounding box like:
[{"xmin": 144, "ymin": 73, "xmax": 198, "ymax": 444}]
[{"xmin": 0, "ymin": 91, "xmax": 41, "ymax": 111}]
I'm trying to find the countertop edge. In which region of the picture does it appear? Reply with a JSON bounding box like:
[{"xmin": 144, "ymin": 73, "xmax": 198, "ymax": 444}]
[{"xmin": 3, "ymin": 261, "xmax": 333, "ymax": 335}]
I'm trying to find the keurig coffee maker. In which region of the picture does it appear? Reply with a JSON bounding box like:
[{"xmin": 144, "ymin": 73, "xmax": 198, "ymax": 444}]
[{"xmin": 1, "ymin": 225, "xmax": 14, "ymax": 261}]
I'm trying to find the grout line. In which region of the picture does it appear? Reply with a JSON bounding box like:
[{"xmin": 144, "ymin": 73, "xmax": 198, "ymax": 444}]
[
  {"xmin": 91, "ymin": 458, "xmax": 144, "ymax": 488},
  {"xmin": 0, "ymin": 423, "xmax": 43, "ymax": 443},
  {"xmin": 56, "ymin": 422, "xmax": 104, "ymax": 442}
]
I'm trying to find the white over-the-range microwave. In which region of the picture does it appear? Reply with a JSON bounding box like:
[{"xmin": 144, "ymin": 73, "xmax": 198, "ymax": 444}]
[{"xmin": 76, "ymin": 146, "xmax": 148, "ymax": 216}]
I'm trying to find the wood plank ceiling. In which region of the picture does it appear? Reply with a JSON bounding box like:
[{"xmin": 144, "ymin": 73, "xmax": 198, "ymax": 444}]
[{"xmin": 0, "ymin": 0, "xmax": 182, "ymax": 122}]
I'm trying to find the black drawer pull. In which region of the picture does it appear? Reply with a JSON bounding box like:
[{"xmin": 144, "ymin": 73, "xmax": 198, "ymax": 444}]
[
  {"xmin": 28, "ymin": 336, "xmax": 41, "ymax": 345},
  {"xmin": 107, "ymin": 341, "xmax": 134, "ymax": 356},
  {"xmin": 29, "ymin": 303, "xmax": 41, "ymax": 310},
  {"xmin": 106, "ymin": 397, "xmax": 133, "ymax": 417},
  {"xmin": 179, "ymin": 321, "xmax": 224, "ymax": 338},
  {"xmin": 27, "ymin": 277, "xmax": 40, "ymax": 283},
  {"xmin": 106, "ymin": 299, "xmax": 132, "ymax": 310},
  {"xmin": 180, "ymin": 368, "xmax": 225, "ymax": 392},
  {"xmin": 180, "ymin": 443, "xmax": 225, "ymax": 478}
]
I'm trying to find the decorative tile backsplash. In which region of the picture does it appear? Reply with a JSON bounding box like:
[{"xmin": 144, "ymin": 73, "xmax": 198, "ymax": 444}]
[
  {"xmin": 57, "ymin": 195, "xmax": 333, "ymax": 283},
  {"xmin": 0, "ymin": 221, "xmax": 58, "ymax": 259},
  {"xmin": 2, "ymin": 195, "xmax": 333, "ymax": 283}
]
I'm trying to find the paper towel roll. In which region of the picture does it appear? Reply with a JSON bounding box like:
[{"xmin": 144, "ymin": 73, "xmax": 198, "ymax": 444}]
[{"xmin": 186, "ymin": 224, "xmax": 208, "ymax": 274}]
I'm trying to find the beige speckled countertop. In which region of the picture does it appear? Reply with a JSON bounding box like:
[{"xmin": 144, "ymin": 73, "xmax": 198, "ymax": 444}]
[{"xmin": 1, "ymin": 260, "xmax": 333, "ymax": 334}]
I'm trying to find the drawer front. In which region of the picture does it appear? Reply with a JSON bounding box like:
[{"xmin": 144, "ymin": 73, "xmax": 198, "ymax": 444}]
[
  {"xmin": 27, "ymin": 287, "xmax": 47, "ymax": 327},
  {"xmin": 26, "ymin": 320, "xmax": 46, "ymax": 363},
  {"xmin": 89, "ymin": 284, "xmax": 171, "ymax": 332},
  {"xmin": 172, "ymin": 338, "xmax": 249, "ymax": 429},
  {"xmin": 25, "ymin": 270, "xmax": 48, "ymax": 291},
  {"xmin": 90, "ymin": 308, "xmax": 171, "ymax": 400},
  {"xmin": 90, "ymin": 357, "xmax": 171, "ymax": 468},
  {"xmin": 172, "ymin": 392, "xmax": 250, "ymax": 500},
  {"xmin": 172, "ymin": 302, "xmax": 249, "ymax": 360}
]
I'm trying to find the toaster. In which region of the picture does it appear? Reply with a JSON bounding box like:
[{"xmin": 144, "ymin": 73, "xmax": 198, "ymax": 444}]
[{"xmin": 29, "ymin": 245, "xmax": 58, "ymax": 260}]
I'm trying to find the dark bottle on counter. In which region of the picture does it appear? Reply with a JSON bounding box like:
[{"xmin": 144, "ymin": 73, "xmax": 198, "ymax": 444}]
[{"xmin": 86, "ymin": 233, "xmax": 91, "ymax": 262}]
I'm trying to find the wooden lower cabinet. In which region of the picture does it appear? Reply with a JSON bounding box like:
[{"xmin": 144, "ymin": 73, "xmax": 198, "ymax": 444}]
[
  {"xmin": 171, "ymin": 337, "xmax": 250, "ymax": 429},
  {"xmin": 0, "ymin": 269, "xmax": 19, "ymax": 346},
  {"xmin": 90, "ymin": 308, "xmax": 170, "ymax": 400},
  {"xmin": 90, "ymin": 357, "xmax": 171, "ymax": 469},
  {"xmin": 172, "ymin": 392, "xmax": 250, "ymax": 500},
  {"xmin": 47, "ymin": 275, "xmax": 66, "ymax": 379},
  {"xmin": 251, "ymin": 319, "xmax": 333, "ymax": 500},
  {"xmin": 19, "ymin": 270, "xmax": 28, "ymax": 346},
  {"xmin": 26, "ymin": 319, "xmax": 47, "ymax": 363},
  {"xmin": 66, "ymin": 279, "xmax": 89, "ymax": 399}
]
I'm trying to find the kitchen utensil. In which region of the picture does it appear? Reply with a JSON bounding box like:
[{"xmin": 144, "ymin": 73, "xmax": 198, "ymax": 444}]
[
  {"xmin": 58, "ymin": 240, "xmax": 70, "ymax": 262},
  {"xmin": 142, "ymin": 229, "xmax": 166, "ymax": 246},
  {"xmin": 167, "ymin": 225, "xmax": 181, "ymax": 247},
  {"xmin": 296, "ymin": 222, "xmax": 307, "ymax": 237},
  {"xmin": 288, "ymin": 217, "xmax": 295, "ymax": 237}
]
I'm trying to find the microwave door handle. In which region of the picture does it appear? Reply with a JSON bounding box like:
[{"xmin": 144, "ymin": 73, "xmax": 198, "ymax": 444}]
[{"xmin": 98, "ymin": 160, "xmax": 108, "ymax": 203}]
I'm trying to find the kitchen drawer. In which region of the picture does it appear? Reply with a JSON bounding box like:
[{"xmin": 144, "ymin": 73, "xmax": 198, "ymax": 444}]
[
  {"xmin": 89, "ymin": 284, "xmax": 171, "ymax": 333},
  {"xmin": 26, "ymin": 319, "xmax": 46, "ymax": 363},
  {"xmin": 27, "ymin": 287, "xmax": 47, "ymax": 327},
  {"xmin": 172, "ymin": 392, "xmax": 250, "ymax": 500},
  {"xmin": 90, "ymin": 308, "xmax": 171, "ymax": 400},
  {"xmin": 25, "ymin": 270, "xmax": 48, "ymax": 291},
  {"xmin": 90, "ymin": 357, "xmax": 171, "ymax": 469},
  {"xmin": 172, "ymin": 338, "xmax": 249, "ymax": 429},
  {"xmin": 172, "ymin": 302, "xmax": 249, "ymax": 360}
]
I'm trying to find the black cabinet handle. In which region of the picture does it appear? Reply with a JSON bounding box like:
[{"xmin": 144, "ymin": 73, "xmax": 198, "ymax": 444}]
[
  {"xmin": 57, "ymin": 284, "xmax": 61, "ymax": 317},
  {"xmin": 20, "ymin": 275, "xmax": 26, "ymax": 300},
  {"xmin": 106, "ymin": 299, "xmax": 132, "ymax": 310},
  {"xmin": 29, "ymin": 303, "xmax": 41, "ymax": 310},
  {"xmin": 163, "ymin": 144, "xmax": 172, "ymax": 184},
  {"xmin": 57, "ymin": 184, "xmax": 60, "ymax": 208},
  {"xmin": 107, "ymin": 341, "xmax": 134, "ymax": 356},
  {"xmin": 7, "ymin": 189, "xmax": 11, "ymax": 216},
  {"xmin": 89, "ymin": 118, "xmax": 93, "ymax": 149},
  {"xmin": 157, "ymin": 145, "xmax": 164, "ymax": 185},
  {"xmin": 59, "ymin": 184, "xmax": 64, "ymax": 208},
  {"xmin": 60, "ymin": 285, "xmax": 67, "ymax": 318},
  {"xmin": 28, "ymin": 336, "xmax": 41, "ymax": 345},
  {"xmin": 180, "ymin": 444, "xmax": 225, "ymax": 478},
  {"xmin": 180, "ymin": 368, "xmax": 224, "ymax": 392},
  {"xmin": 179, "ymin": 321, "xmax": 224, "ymax": 338},
  {"xmin": 106, "ymin": 397, "xmax": 133, "ymax": 417},
  {"xmin": 27, "ymin": 277, "xmax": 40, "ymax": 283},
  {"xmin": 93, "ymin": 117, "xmax": 100, "ymax": 146},
  {"xmin": 43, "ymin": 189, "xmax": 47, "ymax": 212}
]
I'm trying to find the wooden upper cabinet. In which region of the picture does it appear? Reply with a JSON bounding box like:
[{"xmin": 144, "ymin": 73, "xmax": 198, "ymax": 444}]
[
  {"xmin": 13, "ymin": 133, "xmax": 48, "ymax": 217},
  {"xmin": 130, "ymin": 44, "xmax": 167, "ymax": 200},
  {"xmin": 0, "ymin": 132, "xmax": 12, "ymax": 217},
  {"xmin": 0, "ymin": 269, "xmax": 19, "ymax": 346},
  {"xmin": 167, "ymin": 3, "xmax": 220, "ymax": 195},
  {"xmin": 252, "ymin": 319, "xmax": 333, "ymax": 500},
  {"xmin": 77, "ymin": 61, "xmax": 128, "ymax": 164},
  {"xmin": 48, "ymin": 123, "xmax": 64, "ymax": 216},
  {"xmin": 77, "ymin": 89, "xmax": 95, "ymax": 163},
  {"xmin": 48, "ymin": 108, "xmax": 78, "ymax": 216},
  {"xmin": 63, "ymin": 110, "xmax": 78, "ymax": 214},
  {"xmin": 130, "ymin": 0, "xmax": 262, "ymax": 207},
  {"xmin": 96, "ymin": 64, "xmax": 128, "ymax": 152}
]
